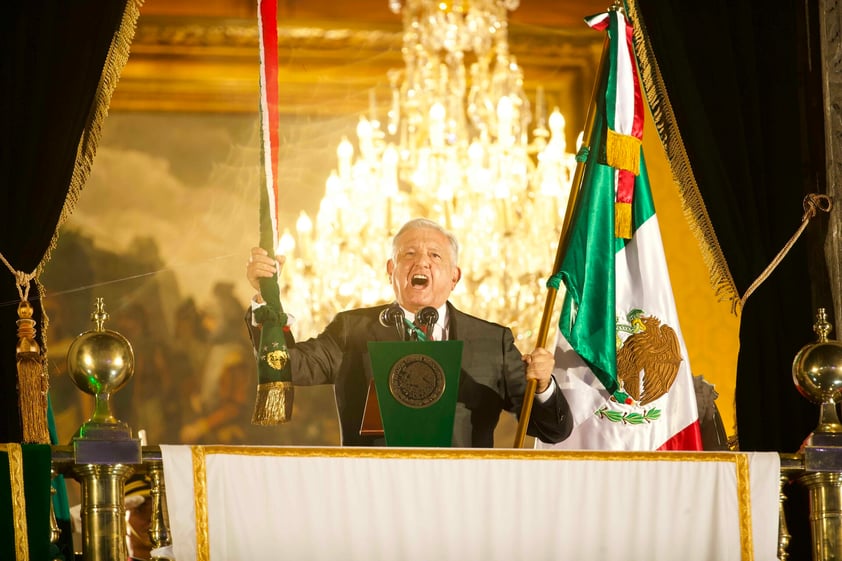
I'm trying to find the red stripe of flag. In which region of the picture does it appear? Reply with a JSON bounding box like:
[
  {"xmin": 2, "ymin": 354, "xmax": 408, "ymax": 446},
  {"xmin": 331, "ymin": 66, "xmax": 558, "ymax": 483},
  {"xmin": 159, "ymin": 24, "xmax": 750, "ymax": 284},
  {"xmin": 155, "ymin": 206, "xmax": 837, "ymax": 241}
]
[{"xmin": 258, "ymin": 0, "xmax": 280, "ymax": 248}]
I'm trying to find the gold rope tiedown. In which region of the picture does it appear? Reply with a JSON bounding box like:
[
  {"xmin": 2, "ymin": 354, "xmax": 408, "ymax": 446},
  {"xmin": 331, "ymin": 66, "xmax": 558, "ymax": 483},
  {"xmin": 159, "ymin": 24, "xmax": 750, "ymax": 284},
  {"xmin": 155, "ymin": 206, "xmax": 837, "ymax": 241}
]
[
  {"xmin": 737, "ymin": 193, "xmax": 832, "ymax": 312},
  {"xmin": 0, "ymin": 254, "xmax": 49, "ymax": 444}
]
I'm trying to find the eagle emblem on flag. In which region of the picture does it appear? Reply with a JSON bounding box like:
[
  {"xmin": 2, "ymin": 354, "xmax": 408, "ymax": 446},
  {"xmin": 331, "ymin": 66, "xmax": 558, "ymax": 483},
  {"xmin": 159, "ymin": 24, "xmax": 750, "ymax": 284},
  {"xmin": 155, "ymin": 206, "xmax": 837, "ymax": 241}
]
[{"xmin": 616, "ymin": 310, "xmax": 683, "ymax": 406}]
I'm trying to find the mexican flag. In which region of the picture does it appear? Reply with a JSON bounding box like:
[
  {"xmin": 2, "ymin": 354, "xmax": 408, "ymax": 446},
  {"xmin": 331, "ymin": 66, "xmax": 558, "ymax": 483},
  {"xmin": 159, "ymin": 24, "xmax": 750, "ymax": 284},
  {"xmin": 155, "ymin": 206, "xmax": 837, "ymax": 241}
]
[{"xmin": 536, "ymin": 9, "xmax": 702, "ymax": 451}]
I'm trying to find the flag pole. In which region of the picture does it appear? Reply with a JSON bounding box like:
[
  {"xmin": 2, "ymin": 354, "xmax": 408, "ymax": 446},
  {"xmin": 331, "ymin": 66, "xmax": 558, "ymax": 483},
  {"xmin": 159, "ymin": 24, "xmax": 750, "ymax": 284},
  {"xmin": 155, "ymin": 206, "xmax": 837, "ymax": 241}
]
[{"xmin": 512, "ymin": 33, "xmax": 611, "ymax": 448}]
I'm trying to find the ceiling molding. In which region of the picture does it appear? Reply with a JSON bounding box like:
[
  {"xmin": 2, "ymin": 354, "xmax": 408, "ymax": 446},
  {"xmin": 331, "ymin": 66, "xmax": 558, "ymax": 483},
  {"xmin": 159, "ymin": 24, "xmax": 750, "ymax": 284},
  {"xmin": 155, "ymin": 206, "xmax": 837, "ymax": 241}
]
[{"xmin": 113, "ymin": 14, "xmax": 603, "ymax": 132}]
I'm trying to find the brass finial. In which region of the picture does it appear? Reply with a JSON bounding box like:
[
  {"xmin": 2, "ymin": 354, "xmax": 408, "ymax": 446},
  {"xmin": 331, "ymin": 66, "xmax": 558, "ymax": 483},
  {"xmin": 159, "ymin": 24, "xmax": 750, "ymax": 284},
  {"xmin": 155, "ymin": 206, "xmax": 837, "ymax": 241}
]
[
  {"xmin": 91, "ymin": 297, "xmax": 109, "ymax": 332},
  {"xmin": 814, "ymin": 307, "xmax": 832, "ymax": 342},
  {"xmin": 68, "ymin": 297, "xmax": 135, "ymax": 439},
  {"xmin": 792, "ymin": 307, "xmax": 842, "ymax": 441}
]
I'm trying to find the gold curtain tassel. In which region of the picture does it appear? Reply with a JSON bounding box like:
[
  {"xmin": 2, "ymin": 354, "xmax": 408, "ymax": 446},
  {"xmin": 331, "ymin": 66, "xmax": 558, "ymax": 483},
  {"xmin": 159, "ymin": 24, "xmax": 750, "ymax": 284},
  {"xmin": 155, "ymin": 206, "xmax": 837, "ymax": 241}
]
[
  {"xmin": 606, "ymin": 128, "xmax": 642, "ymax": 175},
  {"xmin": 251, "ymin": 381, "xmax": 294, "ymax": 425},
  {"xmin": 16, "ymin": 301, "xmax": 49, "ymax": 444}
]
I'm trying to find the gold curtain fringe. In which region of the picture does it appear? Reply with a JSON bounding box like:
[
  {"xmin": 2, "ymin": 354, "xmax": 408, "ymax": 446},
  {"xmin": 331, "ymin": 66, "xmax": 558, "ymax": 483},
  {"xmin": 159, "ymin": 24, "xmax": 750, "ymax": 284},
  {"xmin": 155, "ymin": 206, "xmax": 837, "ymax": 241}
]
[
  {"xmin": 251, "ymin": 381, "xmax": 295, "ymax": 425},
  {"xmin": 27, "ymin": 0, "xmax": 144, "ymax": 442},
  {"xmin": 606, "ymin": 128, "xmax": 642, "ymax": 175},
  {"xmin": 36, "ymin": 280, "xmax": 49, "ymax": 379},
  {"xmin": 16, "ymin": 302, "xmax": 49, "ymax": 444},
  {"xmin": 624, "ymin": 0, "xmax": 740, "ymax": 309},
  {"xmin": 615, "ymin": 202, "xmax": 633, "ymax": 239},
  {"xmin": 38, "ymin": 0, "xmax": 144, "ymax": 275}
]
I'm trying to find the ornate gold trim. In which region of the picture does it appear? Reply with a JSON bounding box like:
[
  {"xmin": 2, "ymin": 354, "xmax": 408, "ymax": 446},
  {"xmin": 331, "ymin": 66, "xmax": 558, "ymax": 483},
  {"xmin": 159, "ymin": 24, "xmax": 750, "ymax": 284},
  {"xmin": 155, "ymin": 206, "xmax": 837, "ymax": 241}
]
[
  {"xmin": 131, "ymin": 17, "xmax": 599, "ymax": 53},
  {"xmin": 191, "ymin": 445, "xmax": 210, "ymax": 561},
  {"xmin": 624, "ymin": 0, "xmax": 739, "ymax": 307},
  {"xmin": 734, "ymin": 453, "xmax": 754, "ymax": 561},
  {"xmin": 195, "ymin": 444, "xmax": 757, "ymax": 462},
  {"xmin": 1, "ymin": 444, "xmax": 28, "ymax": 561}
]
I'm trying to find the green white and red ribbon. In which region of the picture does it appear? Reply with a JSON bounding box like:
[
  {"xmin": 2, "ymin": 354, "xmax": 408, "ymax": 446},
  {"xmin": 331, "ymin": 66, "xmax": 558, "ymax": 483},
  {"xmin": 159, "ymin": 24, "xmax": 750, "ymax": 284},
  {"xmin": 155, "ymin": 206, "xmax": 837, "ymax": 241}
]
[
  {"xmin": 253, "ymin": 0, "xmax": 294, "ymax": 425},
  {"xmin": 258, "ymin": 0, "xmax": 281, "ymax": 251}
]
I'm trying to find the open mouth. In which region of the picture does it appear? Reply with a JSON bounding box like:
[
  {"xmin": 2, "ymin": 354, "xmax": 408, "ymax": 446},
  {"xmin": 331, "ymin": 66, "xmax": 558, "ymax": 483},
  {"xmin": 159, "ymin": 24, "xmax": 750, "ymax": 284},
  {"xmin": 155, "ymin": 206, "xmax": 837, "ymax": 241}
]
[{"xmin": 411, "ymin": 274, "xmax": 429, "ymax": 287}]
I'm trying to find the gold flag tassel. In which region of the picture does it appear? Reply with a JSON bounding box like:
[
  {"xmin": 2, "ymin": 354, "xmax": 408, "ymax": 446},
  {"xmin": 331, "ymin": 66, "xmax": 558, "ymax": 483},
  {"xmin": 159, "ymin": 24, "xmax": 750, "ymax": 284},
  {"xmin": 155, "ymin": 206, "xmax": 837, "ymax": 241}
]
[
  {"xmin": 606, "ymin": 127, "xmax": 642, "ymax": 174},
  {"xmin": 252, "ymin": 380, "xmax": 294, "ymax": 425},
  {"xmin": 607, "ymin": 127, "xmax": 640, "ymax": 240},
  {"xmin": 615, "ymin": 201, "xmax": 633, "ymax": 239}
]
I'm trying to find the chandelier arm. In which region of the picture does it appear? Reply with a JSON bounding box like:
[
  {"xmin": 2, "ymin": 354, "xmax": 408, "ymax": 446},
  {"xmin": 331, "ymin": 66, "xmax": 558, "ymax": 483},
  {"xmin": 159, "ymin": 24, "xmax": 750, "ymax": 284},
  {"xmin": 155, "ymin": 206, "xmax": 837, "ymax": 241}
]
[{"xmin": 512, "ymin": 36, "xmax": 611, "ymax": 448}]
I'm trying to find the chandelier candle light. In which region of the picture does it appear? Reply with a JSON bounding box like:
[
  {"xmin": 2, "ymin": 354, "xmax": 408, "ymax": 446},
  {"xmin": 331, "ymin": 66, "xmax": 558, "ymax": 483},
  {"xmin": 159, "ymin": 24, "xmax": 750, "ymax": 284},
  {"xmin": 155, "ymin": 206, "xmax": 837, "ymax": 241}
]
[{"xmin": 280, "ymin": 0, "xmax": 578, "ymax": 344}]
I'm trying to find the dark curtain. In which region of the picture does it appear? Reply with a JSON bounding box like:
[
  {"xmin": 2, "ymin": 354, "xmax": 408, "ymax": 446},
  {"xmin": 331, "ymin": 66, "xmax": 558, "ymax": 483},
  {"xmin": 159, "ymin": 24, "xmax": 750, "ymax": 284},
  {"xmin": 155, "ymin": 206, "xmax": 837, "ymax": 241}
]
[
  {"xmin": 0, "ymin": 2, "xmax": 136, "ymax": 442},
  {"xmin": 628, "ymin": 0, "xmax": 825, "ymax": 450},
  {"xmin": 629, "ymin": 1, "xmax": 826, "ymax": 556}
]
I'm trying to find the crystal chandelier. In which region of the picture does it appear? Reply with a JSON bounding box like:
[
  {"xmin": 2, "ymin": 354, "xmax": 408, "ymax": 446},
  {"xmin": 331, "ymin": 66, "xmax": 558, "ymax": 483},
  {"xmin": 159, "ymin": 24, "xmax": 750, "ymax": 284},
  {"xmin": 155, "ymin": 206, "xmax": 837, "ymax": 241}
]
[{"xmin": 279, "ymin": 0, "xmax": 577, "ymax": 345}]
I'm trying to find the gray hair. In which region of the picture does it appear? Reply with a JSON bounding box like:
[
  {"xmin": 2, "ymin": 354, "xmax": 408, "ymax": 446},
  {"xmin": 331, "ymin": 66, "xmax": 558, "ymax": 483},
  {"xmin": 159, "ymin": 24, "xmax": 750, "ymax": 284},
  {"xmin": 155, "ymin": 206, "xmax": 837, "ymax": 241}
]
[{"xmin": 391, "ymin": 218, "xmax": 459, "ymax": 264}]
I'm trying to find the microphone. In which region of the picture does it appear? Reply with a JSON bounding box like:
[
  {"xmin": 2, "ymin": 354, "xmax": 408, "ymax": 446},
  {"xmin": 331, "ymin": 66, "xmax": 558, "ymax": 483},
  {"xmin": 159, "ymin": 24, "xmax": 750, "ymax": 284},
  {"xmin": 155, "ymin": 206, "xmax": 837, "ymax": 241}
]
[
  {"xmin": 415, "ymin": 306, "xmax": 439, "ymax": 341},
  {"xmin": 379, "ymin": 304, "xmax": 406, "ymax": 341}
]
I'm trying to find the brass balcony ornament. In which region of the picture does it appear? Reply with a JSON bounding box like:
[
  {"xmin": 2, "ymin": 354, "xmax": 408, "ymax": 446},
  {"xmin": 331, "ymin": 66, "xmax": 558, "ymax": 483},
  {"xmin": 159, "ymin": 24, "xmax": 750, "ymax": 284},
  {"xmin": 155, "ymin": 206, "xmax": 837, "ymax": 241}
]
[
  {"xmin": 791, "ymin": 307, "xmax": 842, "ymax": 561},
  {"xmin": 792, "ymin": 307, "xmax": 842, "ymax": 445},
  {"xmin": 67, "ymin": 297, "xmax": 141, "ymax": 465}
]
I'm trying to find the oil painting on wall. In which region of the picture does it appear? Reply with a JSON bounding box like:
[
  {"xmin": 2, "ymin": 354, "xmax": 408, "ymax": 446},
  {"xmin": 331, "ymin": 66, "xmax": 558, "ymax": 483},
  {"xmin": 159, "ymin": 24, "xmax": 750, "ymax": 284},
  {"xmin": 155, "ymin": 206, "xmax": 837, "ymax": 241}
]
[{"xmin": 43, "ymin": 111, "xmax": 352, "ymax": 448}]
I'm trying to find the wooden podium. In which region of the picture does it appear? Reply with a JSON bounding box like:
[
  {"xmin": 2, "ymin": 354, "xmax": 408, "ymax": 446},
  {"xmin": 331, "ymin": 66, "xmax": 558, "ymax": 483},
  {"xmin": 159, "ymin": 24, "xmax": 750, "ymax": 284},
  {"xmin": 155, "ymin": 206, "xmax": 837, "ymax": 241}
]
[
  {"xmin": 361, "ymin": 341, "xmax": 462, "ymax": 447},
  {"xmin": 359, "ymin": 381, "xmax": 385, "ymax": 437}
]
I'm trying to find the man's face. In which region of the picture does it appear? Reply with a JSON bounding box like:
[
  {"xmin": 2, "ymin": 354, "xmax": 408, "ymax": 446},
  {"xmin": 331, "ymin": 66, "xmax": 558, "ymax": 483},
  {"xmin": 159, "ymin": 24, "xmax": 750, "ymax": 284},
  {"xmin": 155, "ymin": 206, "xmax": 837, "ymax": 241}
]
[{"xmin": 387, "ymin": 226, "xmax": 461, "ymax": 313}]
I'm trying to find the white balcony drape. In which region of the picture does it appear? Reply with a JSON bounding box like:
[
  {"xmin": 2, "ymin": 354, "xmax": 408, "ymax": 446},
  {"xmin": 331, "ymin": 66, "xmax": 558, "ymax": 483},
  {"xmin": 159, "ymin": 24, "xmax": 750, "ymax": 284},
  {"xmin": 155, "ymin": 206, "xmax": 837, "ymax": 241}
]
[{"xmin": 160, "ymin": 446, "xmax": 780, "ymax": 561}]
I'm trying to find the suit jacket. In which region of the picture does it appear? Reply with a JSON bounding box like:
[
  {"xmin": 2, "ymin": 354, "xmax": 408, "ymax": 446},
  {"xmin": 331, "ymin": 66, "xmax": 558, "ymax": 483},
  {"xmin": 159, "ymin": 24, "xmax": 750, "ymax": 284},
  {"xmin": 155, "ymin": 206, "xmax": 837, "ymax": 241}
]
[{"xmin": 250, "ymin": 302, "xmax": 572, "ymax": 447}]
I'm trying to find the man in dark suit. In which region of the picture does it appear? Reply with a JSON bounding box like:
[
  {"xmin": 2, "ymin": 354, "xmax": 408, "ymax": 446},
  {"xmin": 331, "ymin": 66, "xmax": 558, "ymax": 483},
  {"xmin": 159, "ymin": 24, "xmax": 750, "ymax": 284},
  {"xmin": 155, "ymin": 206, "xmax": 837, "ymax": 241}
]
[{"xmin": 246, "ymin": 218, "xmax": 572, "ymax": 447}]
